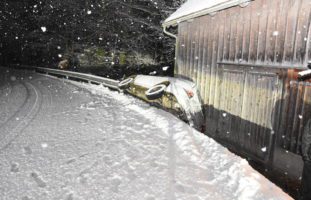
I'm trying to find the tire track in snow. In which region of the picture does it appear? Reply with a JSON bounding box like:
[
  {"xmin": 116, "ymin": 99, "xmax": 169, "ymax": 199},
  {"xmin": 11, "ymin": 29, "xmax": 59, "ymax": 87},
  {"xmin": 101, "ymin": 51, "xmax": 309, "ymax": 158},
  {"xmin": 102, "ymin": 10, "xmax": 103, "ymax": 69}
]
[
  {"xmin": 0, "ymin": 81, "xmax": 42, "ymax": 151},
  {"xmin": 0, "ymin": 82, "xmax": 13, "ymax": 124},
  {"xmin": 0, "ymin": 82, "xmax": 12, "ymax": 101},
  {"xmin": 0, "ymin": 81, "xmax": 28, "ymax": 127}
]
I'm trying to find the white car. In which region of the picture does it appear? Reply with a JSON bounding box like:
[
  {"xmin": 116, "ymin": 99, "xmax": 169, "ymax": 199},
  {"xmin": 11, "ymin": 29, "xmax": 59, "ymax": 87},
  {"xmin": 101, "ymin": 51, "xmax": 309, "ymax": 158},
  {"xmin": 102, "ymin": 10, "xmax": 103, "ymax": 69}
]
[{"xmin": 118, "ymin": 75, "xmax": 205, "ymax": 132}]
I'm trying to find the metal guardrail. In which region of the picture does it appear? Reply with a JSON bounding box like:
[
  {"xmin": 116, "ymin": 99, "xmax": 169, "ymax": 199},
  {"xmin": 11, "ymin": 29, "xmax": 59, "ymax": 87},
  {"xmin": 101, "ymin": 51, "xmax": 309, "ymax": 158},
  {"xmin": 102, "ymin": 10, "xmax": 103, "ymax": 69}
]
[{"xmin": 34, "ymin": 67, "xmax": 120, "ymax": 90}]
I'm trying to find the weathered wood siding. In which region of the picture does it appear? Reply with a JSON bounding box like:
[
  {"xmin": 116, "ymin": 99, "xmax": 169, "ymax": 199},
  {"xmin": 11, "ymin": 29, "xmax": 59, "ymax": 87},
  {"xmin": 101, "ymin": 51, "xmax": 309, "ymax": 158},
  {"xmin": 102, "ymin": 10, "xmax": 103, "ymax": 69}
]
[{"xmin": 175, "ymin": 0, "xmax": 311, "ymax": 163}]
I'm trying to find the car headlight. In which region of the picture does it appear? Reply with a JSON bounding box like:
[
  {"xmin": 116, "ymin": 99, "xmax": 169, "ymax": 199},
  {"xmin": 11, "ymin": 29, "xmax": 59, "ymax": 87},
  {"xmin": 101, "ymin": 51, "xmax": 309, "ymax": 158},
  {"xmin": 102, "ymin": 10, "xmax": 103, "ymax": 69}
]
[{"xmin": 174, "ymin": 103, "xmax": 181, "ymax": 108}]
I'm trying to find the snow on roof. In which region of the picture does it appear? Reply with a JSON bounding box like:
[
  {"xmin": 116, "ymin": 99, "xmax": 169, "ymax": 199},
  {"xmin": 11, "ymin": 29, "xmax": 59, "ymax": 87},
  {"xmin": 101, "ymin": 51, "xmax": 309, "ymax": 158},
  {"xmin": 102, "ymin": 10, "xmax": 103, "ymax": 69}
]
[{"xmin": 163, "ymin": 0, "xmax": 251, "ymax": 27}]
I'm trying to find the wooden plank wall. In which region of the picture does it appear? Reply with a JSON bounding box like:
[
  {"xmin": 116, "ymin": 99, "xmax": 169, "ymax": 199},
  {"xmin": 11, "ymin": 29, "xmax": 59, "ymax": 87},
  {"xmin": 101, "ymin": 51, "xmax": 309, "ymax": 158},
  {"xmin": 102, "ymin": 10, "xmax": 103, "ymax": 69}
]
[{"xmin": 175, "ymin": 0, "xmax": 311, "ymax": 162}]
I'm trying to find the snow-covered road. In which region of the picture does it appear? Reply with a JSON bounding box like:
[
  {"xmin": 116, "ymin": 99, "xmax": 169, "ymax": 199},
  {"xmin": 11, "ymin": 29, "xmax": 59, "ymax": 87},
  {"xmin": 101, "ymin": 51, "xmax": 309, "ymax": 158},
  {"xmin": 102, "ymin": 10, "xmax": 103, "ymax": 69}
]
[{"xmin": 0, "ymin": 68, "xmax": 292, "ymax": 200}]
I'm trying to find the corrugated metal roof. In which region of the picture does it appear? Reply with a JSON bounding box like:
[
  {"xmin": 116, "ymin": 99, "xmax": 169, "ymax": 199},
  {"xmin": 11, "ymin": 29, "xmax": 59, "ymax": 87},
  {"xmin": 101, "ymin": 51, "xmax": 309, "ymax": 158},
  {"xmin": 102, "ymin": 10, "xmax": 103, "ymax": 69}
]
[{"xmin": 163, "ymin": 0, "xmax": 252, "ymax": 27}]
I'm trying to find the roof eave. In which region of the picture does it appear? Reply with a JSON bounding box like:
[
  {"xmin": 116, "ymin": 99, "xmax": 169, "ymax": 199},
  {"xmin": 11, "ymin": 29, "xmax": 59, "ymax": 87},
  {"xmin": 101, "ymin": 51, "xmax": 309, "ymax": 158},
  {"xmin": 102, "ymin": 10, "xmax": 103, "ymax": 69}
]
[{"xmin": 163, "ymin": 0, "xmax": 251, "ymax": 27}]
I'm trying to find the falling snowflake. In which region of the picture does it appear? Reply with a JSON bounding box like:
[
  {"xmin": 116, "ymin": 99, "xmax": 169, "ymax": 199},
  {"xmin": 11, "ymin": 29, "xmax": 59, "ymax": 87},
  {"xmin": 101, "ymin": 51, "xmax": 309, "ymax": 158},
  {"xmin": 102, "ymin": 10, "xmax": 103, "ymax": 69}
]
[
  {"xmin": 273, "ymin": 31, "xmax": 279, "ymax": 36},
  {"xmin": 87, "ymin": 10, "xmax": 92, "ymax": 15},
  {"xmin": 298, "ymin": 115, "xmax": 303, "ymax": 119},
  {"xmin": 222, "ymin": 113, "xmax": 227, "ymax": 117},
  {"xmin": 41, "ymin": 27, "xmax": 47, "ymax": 32},
  {"xmin": 162, "ymin": 66, "xmax": 169, "ymax": 71},
  {"xmin": 41, "ymin": 143, "xmax": 48, "ymax": 148},
  {"xmin": 261, "ymin": 147, "xmax": 267, "ymax": 152},
  {"xmin": 58, "ymin": 54, "xmax": 62, "ymax": 58}
]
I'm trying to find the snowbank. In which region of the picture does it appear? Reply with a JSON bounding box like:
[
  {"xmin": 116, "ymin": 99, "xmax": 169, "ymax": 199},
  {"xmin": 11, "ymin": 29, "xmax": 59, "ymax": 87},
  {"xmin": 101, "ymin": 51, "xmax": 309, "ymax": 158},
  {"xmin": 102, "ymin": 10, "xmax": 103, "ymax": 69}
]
[
  {"xmin": 0, "ymin": 69, "xmax": 292, "ymax": 200},
  {"xmin": 74, "ymin": 82, "xmax": 292, "ymax": 200}
]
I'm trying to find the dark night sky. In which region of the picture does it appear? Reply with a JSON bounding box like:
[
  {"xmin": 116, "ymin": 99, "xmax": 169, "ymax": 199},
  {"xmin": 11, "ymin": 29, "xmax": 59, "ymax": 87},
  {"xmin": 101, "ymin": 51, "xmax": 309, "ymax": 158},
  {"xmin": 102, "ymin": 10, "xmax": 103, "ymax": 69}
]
[{"xmin": 0, "ymin": 0, "xmax": 184, "ymax": 67}]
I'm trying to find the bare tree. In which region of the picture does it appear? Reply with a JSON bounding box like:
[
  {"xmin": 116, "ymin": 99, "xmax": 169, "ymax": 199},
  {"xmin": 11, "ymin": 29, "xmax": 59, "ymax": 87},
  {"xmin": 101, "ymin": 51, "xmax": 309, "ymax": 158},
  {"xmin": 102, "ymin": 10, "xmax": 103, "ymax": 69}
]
[{"xmin": 0, "ymin": 0, "xmax": 184, "ymax": 66}]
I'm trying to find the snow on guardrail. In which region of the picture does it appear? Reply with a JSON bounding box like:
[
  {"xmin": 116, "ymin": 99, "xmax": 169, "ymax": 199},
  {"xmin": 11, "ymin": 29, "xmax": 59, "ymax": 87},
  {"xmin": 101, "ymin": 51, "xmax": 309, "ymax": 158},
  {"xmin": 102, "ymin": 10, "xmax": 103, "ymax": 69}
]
[{"xmin": 34, "ymin": 67, "xmax": 120, "ymax": 90}]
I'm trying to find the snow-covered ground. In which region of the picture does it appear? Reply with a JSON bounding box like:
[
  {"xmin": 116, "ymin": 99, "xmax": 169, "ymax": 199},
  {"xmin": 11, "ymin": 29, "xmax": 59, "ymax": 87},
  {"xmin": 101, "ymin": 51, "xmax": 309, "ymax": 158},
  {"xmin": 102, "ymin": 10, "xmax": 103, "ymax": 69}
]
[{"xmin": 0, "ymin": 68, "xmax": 292, "ymax": 200}]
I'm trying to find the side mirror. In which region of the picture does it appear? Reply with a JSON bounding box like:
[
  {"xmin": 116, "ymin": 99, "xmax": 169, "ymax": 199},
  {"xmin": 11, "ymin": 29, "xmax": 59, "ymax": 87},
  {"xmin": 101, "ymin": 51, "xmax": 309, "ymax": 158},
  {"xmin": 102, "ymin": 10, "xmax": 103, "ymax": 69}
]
[
  {"xmin": 298, "ymin": 69, "xmax": 311, "ymax": 79},
  {"xmin": 298, "ymin": 61, "xmax": 311, "ymax": 80}
]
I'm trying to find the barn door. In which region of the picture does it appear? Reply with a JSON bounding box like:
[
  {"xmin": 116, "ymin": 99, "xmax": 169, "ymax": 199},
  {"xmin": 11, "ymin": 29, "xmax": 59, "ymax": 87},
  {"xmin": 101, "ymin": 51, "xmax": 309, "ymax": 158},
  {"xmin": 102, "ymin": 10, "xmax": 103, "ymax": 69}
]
[
  {"xmin": 214, "ymin": 64, "xmax": 281, "ymax": 162},
  {"xmin": 239, "ymin": 71, "xmax": 280, "ymax": 162},
  {"xmin": 216, "ymin": 68, "xmax": 244, "ymax": 146}
]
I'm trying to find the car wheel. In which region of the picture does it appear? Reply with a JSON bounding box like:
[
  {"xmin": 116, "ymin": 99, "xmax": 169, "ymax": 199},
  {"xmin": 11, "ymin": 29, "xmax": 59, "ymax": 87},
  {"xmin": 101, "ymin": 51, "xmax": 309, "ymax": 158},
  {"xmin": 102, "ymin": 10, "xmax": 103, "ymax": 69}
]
[
  {"xmin": 145, "ymin": 84, "xmax": 166, "ymax": 100},
  {"xmin": 118, "ymin": 78, "xmax": 133, "ymax": 89}
]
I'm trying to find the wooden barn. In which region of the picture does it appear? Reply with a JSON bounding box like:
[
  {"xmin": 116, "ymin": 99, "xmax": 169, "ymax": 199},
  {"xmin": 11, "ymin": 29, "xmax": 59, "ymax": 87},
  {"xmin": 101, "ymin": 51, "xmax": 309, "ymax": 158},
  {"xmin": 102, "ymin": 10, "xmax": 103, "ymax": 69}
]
[{"xmin": 163, "ymin": 0, "xmax": 311, "ymax": 181}]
